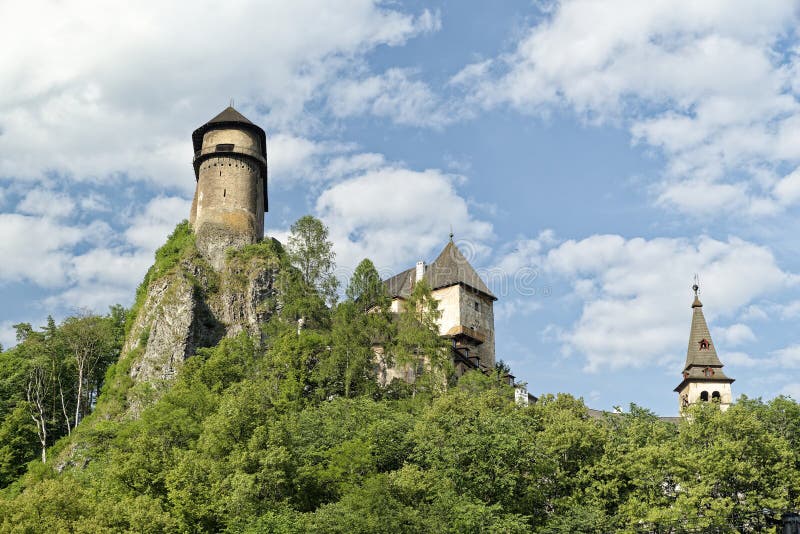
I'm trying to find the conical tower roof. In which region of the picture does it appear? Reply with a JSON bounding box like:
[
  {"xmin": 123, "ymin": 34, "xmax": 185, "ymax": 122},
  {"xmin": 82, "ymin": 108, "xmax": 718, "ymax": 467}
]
[
  {"xmin": 191, "ymin": 105, "xmax": 266, "ymax": 157},
  {"xmin": 674, "ymin": 284, "xmax": 733, "ymax": 392},
  {"xmin": 683, "ymin": 290, "xmax": 724, "ymax": 369},
  {"xmin": 207, "ymin": 105, "xmax": 254, "ymax": 125}
]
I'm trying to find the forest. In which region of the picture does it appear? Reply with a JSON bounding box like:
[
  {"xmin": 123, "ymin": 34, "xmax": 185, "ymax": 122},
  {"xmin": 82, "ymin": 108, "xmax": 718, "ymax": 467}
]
[{"xmin": 0, "ymin": 218, "xmax": 799, "ymax": 533}]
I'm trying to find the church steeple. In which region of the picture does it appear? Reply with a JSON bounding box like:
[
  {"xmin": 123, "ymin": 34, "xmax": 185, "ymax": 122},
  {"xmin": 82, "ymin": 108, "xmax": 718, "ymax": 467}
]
[{"xmin": 674, "ymin": 282, "xmax": 734, "ymax": 412}]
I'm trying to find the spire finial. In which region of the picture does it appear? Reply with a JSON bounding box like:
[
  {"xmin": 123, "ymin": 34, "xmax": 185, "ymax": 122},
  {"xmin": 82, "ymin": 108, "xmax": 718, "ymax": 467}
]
[
  {"xmin": 692, "ymin": 274, "xmax": 702, "ymax": 307},
  {"xmin": 230, "ymin": 98, "xmax": 235, "ymax": 108},
  {"xmin": 449, "ymin": 224, "xmax": 454, "ymax": 242}
]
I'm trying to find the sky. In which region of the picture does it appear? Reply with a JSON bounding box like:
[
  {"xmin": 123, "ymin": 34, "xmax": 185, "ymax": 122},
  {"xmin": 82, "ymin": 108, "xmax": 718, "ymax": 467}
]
[{"xmin": 2, "ymin": 0, "xmax": 800, "ymax": 415}]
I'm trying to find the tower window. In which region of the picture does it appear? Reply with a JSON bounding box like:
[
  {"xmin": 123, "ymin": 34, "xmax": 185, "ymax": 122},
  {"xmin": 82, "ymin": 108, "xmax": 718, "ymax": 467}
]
[
  {"xmin": 699, "ymin": 338, "xmax": 710, "ymax": 350},
  {"xmin": 712, "ymin": 391, "xmax": 721, "ymax": 402},
  {"xmin": 703, "ymin": 367, "xmax": 714, "ymax": 377},
  {"xmin": 215, "ymin": 143, "xmax": 234, "ymax": 152},
  {"xmin": 700, "ymin": 391, "xmax": 709, "ymax": 402},
  {"xmin": 474, "ymin": 301, "xmax": 480, "ymax": 312}
]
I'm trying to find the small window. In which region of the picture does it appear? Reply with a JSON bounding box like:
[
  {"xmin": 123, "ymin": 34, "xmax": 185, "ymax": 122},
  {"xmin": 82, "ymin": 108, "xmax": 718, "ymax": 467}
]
[
  {"xmin": 700, "ymin": 391, "xmax": 709, "ymax": 402},
  {"xmin": 712, "ymin": 391, "xmax": 721, "ymax": 402},
  {"xmin": 474, "ymin": 301, "xmax": 480, "ymax": 312},
  {"xmin": 215, "ymin": 143, "xmax": 234, "ymax": 152},
  {"xmin": 703, "ymin": 367, "xmax": 715, "ymax": 377}
]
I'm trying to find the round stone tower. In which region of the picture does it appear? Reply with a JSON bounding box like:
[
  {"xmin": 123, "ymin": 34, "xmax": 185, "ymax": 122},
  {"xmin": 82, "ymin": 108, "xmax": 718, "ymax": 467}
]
[{"xmin": 189, "ymin": 106, "xmax": 268, "ymax": 268}]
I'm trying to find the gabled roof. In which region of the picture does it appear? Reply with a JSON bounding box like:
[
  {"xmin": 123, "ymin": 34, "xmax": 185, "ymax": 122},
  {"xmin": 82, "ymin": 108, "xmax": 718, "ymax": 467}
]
[{"xmin": 384, "ymin": 240, "xmax": 497, "ymax": 300}]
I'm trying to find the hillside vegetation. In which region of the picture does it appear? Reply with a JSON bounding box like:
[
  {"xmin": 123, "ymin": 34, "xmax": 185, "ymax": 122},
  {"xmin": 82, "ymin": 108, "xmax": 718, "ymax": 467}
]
[{"xmin": 0, "ymin": 217, "xmax": 799, "ymax": 533}]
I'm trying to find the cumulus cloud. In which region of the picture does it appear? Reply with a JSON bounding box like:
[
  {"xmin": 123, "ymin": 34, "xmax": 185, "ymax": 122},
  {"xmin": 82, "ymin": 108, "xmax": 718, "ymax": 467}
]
[
  {"xmin": 17, "ymin": 188, "xmax": 76, "ymax": 219},
  {"xmin": 0, "ymin": 214, "xmax": 86, "ymax": 287},
  {"xmin": 0, "ymin": 0, "xmax": 439, "ymax": 189},
  {"xmin": 716, "ymin": 323, "xmax": 757, "ymax": 347},
  {"xmin": 456, "ymin": 0, "xmax": 800, "ymax": 217},
  {"xmin": 316, "ymin": 166, "xmax": 493, "ymax": 273},
  {"xmin": 328, "ymin": 68, "xmax": 453, "ymax": 127},
  {"xmin": 496, "ymin": 231, "xmax": 796, "ymax": 371},
  {"xmin": 124, "ymin": 196, "xmax": 191, "ymax": 251}
]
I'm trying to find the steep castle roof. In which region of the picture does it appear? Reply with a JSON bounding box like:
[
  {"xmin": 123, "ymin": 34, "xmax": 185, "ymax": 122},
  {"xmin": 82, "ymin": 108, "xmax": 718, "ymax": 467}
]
[
  {"xmin": 207, "ymin": 106, "xmax": 255, "ymax": 125},
  {"xmin": 384, "ymin": 240, "xmax": 497, "ymax": 300},
  {"xmin": 191, "ymin": 105, "xmax": 267, "ymax": 157},
  {"xmin": 674, "ymin": 285, "xmax": 733, "ymax": 392}
]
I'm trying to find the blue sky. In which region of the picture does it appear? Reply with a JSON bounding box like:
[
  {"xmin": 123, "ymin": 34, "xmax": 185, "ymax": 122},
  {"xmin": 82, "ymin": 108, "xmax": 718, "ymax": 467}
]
[{"xmin": 2, "ymin": 0, "xmax": 800, "ymax": 415}]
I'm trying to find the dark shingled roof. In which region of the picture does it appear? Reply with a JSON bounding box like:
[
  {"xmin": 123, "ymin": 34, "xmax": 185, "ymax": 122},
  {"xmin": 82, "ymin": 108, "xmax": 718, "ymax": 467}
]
[
  {"xmin": 207, "ymin": 106, "xmax": 255, "ymax": 125},
  {"xmin": 674, "ymin": 290, "xmax": 734, "ymax": 392},
  {"xmin": 384, "ymin": 241, "xmax": 497, "ymax": 300}
]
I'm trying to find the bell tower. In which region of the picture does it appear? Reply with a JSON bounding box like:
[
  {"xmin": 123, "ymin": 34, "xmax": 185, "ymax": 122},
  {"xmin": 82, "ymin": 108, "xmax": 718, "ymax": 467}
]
[
  {"xmin": 674, "ymin": 283, "xmax": 735, "ymax": 413},
  {"xmin": 189, "ymin": 105, "xmax": 268, "ymax": 268}
]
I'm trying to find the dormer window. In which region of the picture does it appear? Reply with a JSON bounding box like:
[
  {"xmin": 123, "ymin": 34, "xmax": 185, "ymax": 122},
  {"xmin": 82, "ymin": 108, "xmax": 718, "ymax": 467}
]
[
  {"xmin": 703, "ymin": 367, "xmax": 715, "ymax": 378},
  {"xmin": 698, "ymin": 338, "xmax": 710, "ymax": 350}
]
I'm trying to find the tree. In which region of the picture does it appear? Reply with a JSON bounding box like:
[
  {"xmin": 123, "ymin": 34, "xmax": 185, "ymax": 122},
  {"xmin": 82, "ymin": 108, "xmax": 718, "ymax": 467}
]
[
  {"xmin": 390, "ymin": 279, "xmax": 448, "ymax": 395},
  {"xmin": 346, "ymin": 259, "xmax": 389, "ymax": 313},
  {"xmin": 316, "ymin": 261, "xmax": 393, "ymax": 399},
  {"xmin": 60, "ymin": 312, "xmax": 118, "ymax": 429},
  {"xmin": 26, "ymin": 366, "xmax": 49, "ymax": 463},
  {"xmin": 287, "ymin": 216, "xmax": 338, "ymax": 307}
]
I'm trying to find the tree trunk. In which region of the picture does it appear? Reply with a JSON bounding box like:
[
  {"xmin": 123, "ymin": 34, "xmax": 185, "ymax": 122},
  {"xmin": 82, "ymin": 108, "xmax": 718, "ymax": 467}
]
[{"xmin": 74, "ymin": 360, "xmax": 84, "ymax": 430}]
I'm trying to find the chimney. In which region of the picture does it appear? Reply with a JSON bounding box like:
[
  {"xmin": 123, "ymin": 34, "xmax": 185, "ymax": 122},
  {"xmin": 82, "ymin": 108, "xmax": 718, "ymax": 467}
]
[{"xmin": 415, "ymin": 260, "xmax": 425, "ymax": 283}]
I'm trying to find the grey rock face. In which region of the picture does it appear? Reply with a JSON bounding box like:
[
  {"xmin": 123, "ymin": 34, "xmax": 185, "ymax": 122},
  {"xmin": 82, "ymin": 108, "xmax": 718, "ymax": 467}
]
[{"xmin": 124, "ymin": 246, "xmax": 278, "ymax": 407}]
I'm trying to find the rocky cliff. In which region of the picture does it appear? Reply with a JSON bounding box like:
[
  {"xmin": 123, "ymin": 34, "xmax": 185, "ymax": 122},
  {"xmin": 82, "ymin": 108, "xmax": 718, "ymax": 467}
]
[{"xmin": 120, "ymin": 222, "xmax": 282, "ymax": 414}]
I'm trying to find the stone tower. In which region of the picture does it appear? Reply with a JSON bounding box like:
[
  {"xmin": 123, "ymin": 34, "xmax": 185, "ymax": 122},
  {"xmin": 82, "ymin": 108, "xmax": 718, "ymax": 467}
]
[
  {"xmin": 674, "ymin": 283, "xmax": 734, "ymax": 413},
  {"xmin": 189, "ymin": 106, "xmax": 268, "ymax": 268}
]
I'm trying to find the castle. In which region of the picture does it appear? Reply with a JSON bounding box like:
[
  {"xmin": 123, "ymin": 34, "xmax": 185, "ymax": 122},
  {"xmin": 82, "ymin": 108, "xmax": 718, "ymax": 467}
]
[{"xmin": 188, "ymin": 105, "xmax": 733, "ymax": 414}]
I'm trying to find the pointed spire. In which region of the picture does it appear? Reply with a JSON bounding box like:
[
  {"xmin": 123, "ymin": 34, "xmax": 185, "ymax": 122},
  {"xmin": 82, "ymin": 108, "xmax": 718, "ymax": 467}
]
[{"xmin": 683, "ymin": 282, "xmax": 725, "ymax": 371}]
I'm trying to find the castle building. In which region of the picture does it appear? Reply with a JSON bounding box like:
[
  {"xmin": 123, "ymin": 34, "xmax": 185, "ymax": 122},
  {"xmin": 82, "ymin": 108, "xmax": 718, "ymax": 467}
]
[
  {"xmin": 674, "ymin": 284, "xmax": 735, "ymax": 412},
  {"xmin": 190, "ymin": 106, "xmax": 268, "ymax": 268},
  {"xmin": 382, "ymin": 238, "xmax": 500, "ymax": 380}
]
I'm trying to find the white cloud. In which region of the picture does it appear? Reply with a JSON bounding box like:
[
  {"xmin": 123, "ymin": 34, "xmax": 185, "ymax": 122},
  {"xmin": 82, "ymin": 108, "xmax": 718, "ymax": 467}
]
[
  {"xmin": 772, "ymin": 345, "xmax": 800, "ymax": 368},
  {"xmin": 457, "ymin": 0, "xmax": 800, "ymax": 217},
  {"xmin": 316, "ymin": 166, "xmax": 493, "ymax": 273},
  {"xmin": 124, "ymin": 196, "xmax": 191, "ymax": 251},
  {"xmin": 0, "ymin": 1, "xmax": 437, "ymax": 189},
  {"xmin": 17, "ymin": 188, "xmax": 76, "ymax": 218},
  {"xmin": 716, "ymin": 323, "xmax": 756, "ymax": 347},
  {"xmin": 0, "ymin": 321, "xmax": 17, "ymax": 350},
  {"xmin": 724, "ymin": 351, "xmax": 760, "ymax": 368},
  {"xmin": 328, "ymin": 68, "xmax": 452, "ymax": 127},
  {"xmin": 0, "ymin": 214, "xmax": 85, "ymax": 287},
  {"xmin": 497, "ymin": 232, "xmax": 796, "ymax": 371}
]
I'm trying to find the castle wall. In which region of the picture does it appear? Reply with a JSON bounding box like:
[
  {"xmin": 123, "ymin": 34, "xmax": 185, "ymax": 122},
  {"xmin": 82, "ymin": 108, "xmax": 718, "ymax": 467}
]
[
  {"xmin": 202, "ymin": 128, "xmax": 260, "ymax": 152},
  {"xmin": 432, "ymin": 285, "xmax": 496, "ymax": 368}
]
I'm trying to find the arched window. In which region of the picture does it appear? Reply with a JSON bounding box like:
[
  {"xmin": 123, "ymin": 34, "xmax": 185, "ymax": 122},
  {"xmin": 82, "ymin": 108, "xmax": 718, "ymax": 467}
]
[
  {"xmin": 712, "ymin": 391, "xmax": 721, "ymax": 402},
  {"xmin": 700, "ymin": 391, "xmax": 709, "ymax": 402}
]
